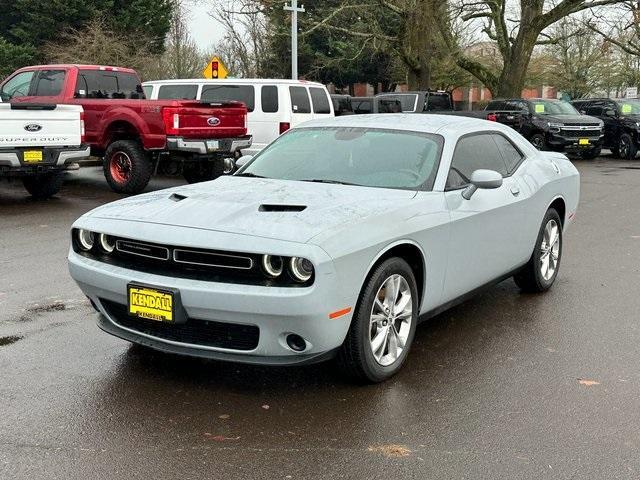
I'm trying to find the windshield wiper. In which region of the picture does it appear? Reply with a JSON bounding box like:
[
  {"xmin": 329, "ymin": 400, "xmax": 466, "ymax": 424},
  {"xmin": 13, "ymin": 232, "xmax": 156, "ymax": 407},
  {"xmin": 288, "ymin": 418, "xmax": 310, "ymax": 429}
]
[
  {"xmin": 300, "ymin": 179, "xmax": 361, "ymax": 186},
  {"xmin": 235, "ymin": 172, "xmax": 268, "ymax": 179}
]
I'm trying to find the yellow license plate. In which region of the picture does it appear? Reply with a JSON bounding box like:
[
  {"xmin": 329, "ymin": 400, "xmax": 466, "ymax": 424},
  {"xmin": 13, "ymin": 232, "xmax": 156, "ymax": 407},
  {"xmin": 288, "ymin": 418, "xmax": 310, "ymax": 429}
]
[
  {"xmin": 579, "ymin": 138, "xmax": 590, "ymax": 145},
  {"xmin": 128, "ymin": 286, "xmax": 174, "ymax": 322},
  {"xmin": 23, "ymin": 150, "xmax": 43, "ymax": 163}
]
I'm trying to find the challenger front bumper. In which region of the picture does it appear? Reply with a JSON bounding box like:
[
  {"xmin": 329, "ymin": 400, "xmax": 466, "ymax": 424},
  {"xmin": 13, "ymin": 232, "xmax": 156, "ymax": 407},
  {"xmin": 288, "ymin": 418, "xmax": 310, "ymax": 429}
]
[
  {"xmin": 68, "ymin": 241, "xmax": 355, "ymax": 365},
  {"xmin": 167, "ymin": 135, "xmax": 252, "ymax": 155}
]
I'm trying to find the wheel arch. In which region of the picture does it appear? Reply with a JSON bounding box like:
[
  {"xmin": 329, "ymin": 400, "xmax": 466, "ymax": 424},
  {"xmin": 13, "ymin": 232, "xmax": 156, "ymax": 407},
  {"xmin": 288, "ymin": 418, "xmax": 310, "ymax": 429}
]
[
  {"xmin": 547, "ymin": 195, "xmax": 566, "ymax": 228},
  {"xmin": 361, "ymin": 240, "xmax": 427, "ymax": 311},
  {"xmin": 102, "ymin": 120, "xmax": 141, "ymax": 149}
]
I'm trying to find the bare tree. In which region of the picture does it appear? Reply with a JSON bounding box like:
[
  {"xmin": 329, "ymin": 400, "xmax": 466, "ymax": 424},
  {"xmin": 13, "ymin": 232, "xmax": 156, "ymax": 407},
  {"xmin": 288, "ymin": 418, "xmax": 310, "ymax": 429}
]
[{"xmin": 439, "ymin": 0, "xmax": 626, "ymax": 97}]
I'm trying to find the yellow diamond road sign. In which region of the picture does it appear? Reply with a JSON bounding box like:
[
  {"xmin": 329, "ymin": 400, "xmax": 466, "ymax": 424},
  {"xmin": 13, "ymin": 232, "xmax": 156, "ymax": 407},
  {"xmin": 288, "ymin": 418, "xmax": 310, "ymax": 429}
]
[{"xmin": 203, "ymin": 57, "xmax": 228, "ymax": 79}]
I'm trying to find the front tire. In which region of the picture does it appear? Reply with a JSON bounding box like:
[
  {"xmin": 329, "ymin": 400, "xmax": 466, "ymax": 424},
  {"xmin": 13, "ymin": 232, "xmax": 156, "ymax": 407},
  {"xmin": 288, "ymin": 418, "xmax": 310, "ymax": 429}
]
[
  {"xmin": 514, "ymin": 208, "xmax": 563, "ymax": 293},
  {"xmin": 530, "ymin": 133, "xmax": 546, "ymax": 150},
  {"xmin": 616, "ymin": 133, "xmax": 637, "ymax": 159},
  {"xmin": 103, "ymin": 140, "xmax": 153, "ymax": 194},
  {"xmin": 338, "ymin": 257, "xmax": 418, "ymax": 383},
  {"xmin": 22, "ymin": 173, "xmax": 64, "ymax": 199}
]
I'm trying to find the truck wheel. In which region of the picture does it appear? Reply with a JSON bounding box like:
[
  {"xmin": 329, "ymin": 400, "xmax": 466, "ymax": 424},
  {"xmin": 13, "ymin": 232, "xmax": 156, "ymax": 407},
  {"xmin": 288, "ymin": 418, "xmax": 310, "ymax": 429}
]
[
  {"xmin": 581, "ymin": 145, "xmax": 601, "ymax": 160},
  {"xmin": 183, "ymin": 161, "xmax": 225, "ymax": 184},
  {"xmin": 617, "ymin": 133, "xmax": 637, "ymax": 160},
  {"xmin": 22, "ymin": 173, "xmax": 64, "ymax": 199},
  {"xmin": 104, "ymin": 140, "xmax": 153, "ymax": 194},
  {"xmin": 530, "ymin": 133, "xmax": 546, "ymax": 150}
]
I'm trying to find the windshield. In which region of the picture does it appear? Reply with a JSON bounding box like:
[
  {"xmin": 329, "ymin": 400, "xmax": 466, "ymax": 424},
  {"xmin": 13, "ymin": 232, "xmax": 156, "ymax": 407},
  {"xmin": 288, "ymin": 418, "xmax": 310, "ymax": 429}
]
[
  {"xmin": 239, "ymin": 127, "xmax": 444, "ymax": 190},
  {"xmin": 616, "ymin": 100, "xmax": 640, "ymax": 115},
  {"xmin": 531, "ymin": 100, "xmax": 578, "ymax": 115},
  {"xmin": 378, "ymin": 94, "xmax": 418, "ymax": 112}
]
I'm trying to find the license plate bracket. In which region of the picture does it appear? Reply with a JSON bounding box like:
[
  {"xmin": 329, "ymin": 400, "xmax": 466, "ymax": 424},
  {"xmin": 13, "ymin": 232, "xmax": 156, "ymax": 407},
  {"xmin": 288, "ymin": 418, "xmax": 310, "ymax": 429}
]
[{"xmin": 127, "ymin": 283, "xmax": 186, "ymax": 323}]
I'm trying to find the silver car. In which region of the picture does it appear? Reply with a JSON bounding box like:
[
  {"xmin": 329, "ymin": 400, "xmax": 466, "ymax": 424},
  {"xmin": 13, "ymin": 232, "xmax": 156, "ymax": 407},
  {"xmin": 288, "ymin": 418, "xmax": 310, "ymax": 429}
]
[{"xmin": 68, "ymin": 114, "xmax": 579, "ymax": 382}]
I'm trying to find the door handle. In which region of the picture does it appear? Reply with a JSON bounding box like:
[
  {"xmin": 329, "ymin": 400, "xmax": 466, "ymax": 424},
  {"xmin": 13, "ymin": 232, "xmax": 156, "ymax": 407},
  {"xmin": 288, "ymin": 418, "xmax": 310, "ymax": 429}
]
[{"xmin": 510, "ymin": 186, "xmax": 520, "ymax": 196}]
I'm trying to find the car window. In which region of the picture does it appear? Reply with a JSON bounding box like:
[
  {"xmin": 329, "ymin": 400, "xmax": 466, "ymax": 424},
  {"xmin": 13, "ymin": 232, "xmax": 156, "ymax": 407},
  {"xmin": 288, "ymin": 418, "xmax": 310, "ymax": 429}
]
[
  {"xmin": 377, "ymin": 94, "xmax": 417, "ymax": 112},
  {"xmin": 142, "ymin": 85, "xmax": 153, "ymax": 98},
  {"xmin": 585, "ymin": 105, "xmax": 603, "ymax": 116},
  {"xmin": 241, "ymin": 127, "xmax": 444, "ymax": 191},
  {"xmin": 0, "ymin": 71, "xmax": 35, "ymax": 100},
  {"xmin": 261, "ymin": 85, "xmax": 279, "ymax": 113},
  {"xmin": 486, "ymin": 100, "xmax": 505, "ymax": 110},
  {"xmin": 310, "ymin": 87, "xmax": 331, "ymax": 114},
  {"xmin": 201, "ymin": 85, "xmax": 255, "ymax": 111},
  {"xmin": 158, "ymin": 84, "xmax": 198, "ymax": 100},
  {"xmin": 425, "ymin": 93, "xmax": 451, "ymax": 111},
  {"xmin": 289, "ymin": 86, "xmax": 311, "ymax": 113},
  {"xmin": 492, "ymin": 134, "xmax": 524, "ymax": 174},
  {"xmin": 353, "ymin": 99, "xmax": 372, "ymax": 114},
  {"xmin": 446, "ymin": 134, "xmax": 508, "ymax": 190},
  {"xmin": 75, "ymin": 70, "xmax": 144, "ymax": 99},
  {"xmin": 378, "ymin": 99, "xmax": 402, "ymax": 113},
  {"xmin": 31, "ymin": 70, "xmax": 65, "ymax": 97}
]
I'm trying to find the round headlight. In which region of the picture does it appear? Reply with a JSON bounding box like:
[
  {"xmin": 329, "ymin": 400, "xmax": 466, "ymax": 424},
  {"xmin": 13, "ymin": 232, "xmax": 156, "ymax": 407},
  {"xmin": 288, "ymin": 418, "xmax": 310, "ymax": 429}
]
[
  {"xmin": 262, "ymin": 255, "xmax": 283, "ymax": 277},
  {"xmin": 77, "ymin": 229, "xmax": 94, "ymax": 251},
  {"xmin": 289, "ymin": 257, "xmax": 314, "ymax": 282},
  {"xmin": 99, "ymin": 233, "xmax": 116, "ymax": 253}
]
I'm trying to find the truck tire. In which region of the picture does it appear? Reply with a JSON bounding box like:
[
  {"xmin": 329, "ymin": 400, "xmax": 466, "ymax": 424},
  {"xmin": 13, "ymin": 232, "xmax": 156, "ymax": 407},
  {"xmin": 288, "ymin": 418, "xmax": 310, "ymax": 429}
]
[
  {"xmin": 581, "ymin": 145, "xmax": 601, "ymax": 160},
  {"xmin": 183, "ymin": 160, "xmax": 225, "ymax": 184},
  {"xmin": 530, "ymin": 133, "xmax": 546, "ymax": 150},
  {"xmin": 22, "ymin": 173, "xmax": 64, "ymax": 199},
  {"xmin": 616, "ymin": 133, "xmax": 637, "ymax": 160},
  {"xmin": 104, "ymin": 140, "xmax": 153, "ymax": 194}
]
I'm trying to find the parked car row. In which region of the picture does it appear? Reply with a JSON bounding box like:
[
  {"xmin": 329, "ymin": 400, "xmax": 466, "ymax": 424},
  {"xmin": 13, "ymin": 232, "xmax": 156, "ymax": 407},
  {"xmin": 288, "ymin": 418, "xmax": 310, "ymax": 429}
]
[{"xmin": 331, "ymin": 90, "xmax": 455, "ymax": 116}]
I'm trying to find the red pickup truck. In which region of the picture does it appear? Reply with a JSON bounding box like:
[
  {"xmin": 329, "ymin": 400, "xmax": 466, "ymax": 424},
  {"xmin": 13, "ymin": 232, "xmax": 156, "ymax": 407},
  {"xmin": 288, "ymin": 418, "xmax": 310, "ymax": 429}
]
[{"xmin": 0, "ymin": 65, "xmax": 251, "ymax": 193}]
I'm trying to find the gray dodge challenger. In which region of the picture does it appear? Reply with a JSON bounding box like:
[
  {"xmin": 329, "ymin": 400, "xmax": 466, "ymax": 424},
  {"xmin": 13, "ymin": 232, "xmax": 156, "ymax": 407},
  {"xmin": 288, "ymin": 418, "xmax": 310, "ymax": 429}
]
[{"xmin": 68, "ymin": 114, "xmax": 580, "ymax": 382}]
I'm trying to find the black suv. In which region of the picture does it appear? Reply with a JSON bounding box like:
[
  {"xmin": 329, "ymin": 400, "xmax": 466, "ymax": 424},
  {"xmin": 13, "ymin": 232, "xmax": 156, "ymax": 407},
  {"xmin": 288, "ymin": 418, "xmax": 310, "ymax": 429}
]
[
  {"xmin": 572, "ymin": 98, "xmax": 640, "ymax": 159},
  {"xmin": 484, "ymin": 98, "xmax": 604, "ymax": 158}
]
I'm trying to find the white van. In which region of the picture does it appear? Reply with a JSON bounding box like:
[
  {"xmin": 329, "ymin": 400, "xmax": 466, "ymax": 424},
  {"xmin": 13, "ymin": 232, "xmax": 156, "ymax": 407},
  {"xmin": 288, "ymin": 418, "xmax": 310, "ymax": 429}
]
[{"xmin": 142, "ymin": 79, "xmax": 334, "ymax": 156}]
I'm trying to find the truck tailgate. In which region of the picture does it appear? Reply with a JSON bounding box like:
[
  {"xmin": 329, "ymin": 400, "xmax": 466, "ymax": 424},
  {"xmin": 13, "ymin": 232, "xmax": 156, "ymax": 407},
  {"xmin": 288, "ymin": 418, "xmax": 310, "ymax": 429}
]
[
  {"xmin": 162, "ymin": 101, "xmax": 247, "ymax": 139},
  {"xmin": 0, "ymin": 104, "xmax": 83, "ymax": 148}
]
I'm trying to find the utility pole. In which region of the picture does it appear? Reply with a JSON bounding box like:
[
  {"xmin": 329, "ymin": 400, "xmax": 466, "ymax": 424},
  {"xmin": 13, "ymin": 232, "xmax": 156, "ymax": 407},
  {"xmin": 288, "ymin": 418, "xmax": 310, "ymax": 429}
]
[{"xmin": 284, "ymin": 0, "xmax": 305, "ymax": 80}]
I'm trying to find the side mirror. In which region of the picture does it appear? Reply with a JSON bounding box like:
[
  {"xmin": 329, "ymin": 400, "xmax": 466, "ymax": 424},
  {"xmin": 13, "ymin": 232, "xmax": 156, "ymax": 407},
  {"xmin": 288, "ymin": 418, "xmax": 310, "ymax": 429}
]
[
  {"xmin": 235, "ymin": 154, "xmax": 253, "ymax": 169},
  {"xmin": 605, "ymin": 109, "xmax": 617, "ymax": 117},
  {"xmin": 462, "ymin": 169, "xmax": 503, "ymax": 200}
]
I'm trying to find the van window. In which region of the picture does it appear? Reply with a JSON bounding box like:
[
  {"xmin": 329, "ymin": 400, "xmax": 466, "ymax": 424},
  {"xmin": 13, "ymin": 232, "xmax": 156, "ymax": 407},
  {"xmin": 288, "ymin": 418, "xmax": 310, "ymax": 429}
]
[
  {"xmin": 75, "ymin": 70, "xmax": 143, "ymax": 99},
  {"xmin": 32, "ymin": 70, "xmax": 66, "ymax": 97},
  {"xmin": 201, "ymin": 85, "xmax": 255, "ymax": 111},
  {"xmin": 0, "ymin": 71, "xmax": 35, "ymax": 100},
  {"xmin": 289, "ymin": 86, "xmax": 311, "ymax": 113},
  {"xmin": 158, "ymin": 84, "xmax": 198, "ymax": 100},
  {"xmin": 310, "ymin": 87, "xmax": 331, "ymax": 114},
  {"xmin": 261, "ymin": 85, "xmax": 279, "ymax": 113}
]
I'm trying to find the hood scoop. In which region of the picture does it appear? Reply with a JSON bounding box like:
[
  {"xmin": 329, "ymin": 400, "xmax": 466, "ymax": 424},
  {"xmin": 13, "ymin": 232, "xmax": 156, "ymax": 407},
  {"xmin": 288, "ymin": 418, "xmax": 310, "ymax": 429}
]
[
  {"xmin": 169, "ymin": 193, "xmax": 188, "ymax": 202},
  {"xmin": 259, "ymin": 204, "xmax": 307, "ymax": 212}
]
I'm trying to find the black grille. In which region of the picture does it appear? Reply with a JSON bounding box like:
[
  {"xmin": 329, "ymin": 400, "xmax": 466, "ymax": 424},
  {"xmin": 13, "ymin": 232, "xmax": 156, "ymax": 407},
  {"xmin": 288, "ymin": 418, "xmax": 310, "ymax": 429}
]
[
  {"xmin": 560, "ymin": 129, "xmax": 601, "ymax": 138},
  {"xmin": 101, "ymin": 299, "xmax": 260, "ymax": 351}
]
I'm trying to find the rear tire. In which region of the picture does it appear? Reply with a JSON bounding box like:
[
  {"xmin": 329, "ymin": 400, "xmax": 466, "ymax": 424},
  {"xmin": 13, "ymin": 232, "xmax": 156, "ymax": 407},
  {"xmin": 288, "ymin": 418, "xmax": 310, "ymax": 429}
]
[
  {"xmin": 514, "ymin": 208, "xmax": 563, "ymax": 293},
  {"xmin": 103, "ymin": 140, "xmax": 153, "ymax": 194},
  {"xmin": 338, "ymin": 257, "xmax": 418, "ymax": 383},
  {"xmin": 183, "ymin": 161, "xmax": 225, "ymax": 184},
  {"xmin": 22, "ymin": 173, "xmax": 64, "ymax": 199}
]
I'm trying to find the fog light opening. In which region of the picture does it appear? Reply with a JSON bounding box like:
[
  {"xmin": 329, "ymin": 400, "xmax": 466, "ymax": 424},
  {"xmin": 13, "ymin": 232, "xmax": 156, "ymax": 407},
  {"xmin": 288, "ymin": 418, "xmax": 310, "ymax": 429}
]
[{"xmin": 286, "ymin": 334, "xmax": 307, "ymax": 352}]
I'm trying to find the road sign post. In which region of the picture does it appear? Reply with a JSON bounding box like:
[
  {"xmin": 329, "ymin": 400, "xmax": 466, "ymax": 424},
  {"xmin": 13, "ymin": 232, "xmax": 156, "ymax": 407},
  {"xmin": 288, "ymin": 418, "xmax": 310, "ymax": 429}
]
[{"xmin": 284, "ymin": 0, "xmax": 305, "ymax": 80}]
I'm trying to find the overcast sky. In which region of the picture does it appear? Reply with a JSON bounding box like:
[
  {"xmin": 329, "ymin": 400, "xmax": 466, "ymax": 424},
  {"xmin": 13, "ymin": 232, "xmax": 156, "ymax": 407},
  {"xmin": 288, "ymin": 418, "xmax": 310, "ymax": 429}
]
[{"xmin": 186, "ymin": 2, "xmax": 228, "ymax": 50}]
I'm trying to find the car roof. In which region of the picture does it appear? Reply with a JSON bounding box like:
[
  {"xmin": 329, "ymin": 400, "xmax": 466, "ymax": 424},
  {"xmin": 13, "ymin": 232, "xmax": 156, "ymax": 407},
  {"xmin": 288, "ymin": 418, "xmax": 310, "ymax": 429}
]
[
  {"xmin": 298, "ymin": 113, "xmax": 507, "ymax": 135},
  {"xmin": 142, "ymin": 78, "xmax": 325, "ymax": 87}
]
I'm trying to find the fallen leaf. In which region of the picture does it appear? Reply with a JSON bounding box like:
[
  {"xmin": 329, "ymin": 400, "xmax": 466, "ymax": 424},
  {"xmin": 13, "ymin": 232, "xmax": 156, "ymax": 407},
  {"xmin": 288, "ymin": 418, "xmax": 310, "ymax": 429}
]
[
  {"xmin": 578, "ymin": 379, "xmax": 600, "ymax": 386},
  {"xmin": 218, "ymin": 414, "xmax": 230, "ymax": 419},
  {"xmin": 367, "ymin": 444, "xmax": 411, "ymax": 458},
  {"xmin": 261, "ymin": 404, "xmax": 270, "ymax": 410},
  {"xmin": 206, "ymin": 435, "xmax": 240, "ymax": 442}
]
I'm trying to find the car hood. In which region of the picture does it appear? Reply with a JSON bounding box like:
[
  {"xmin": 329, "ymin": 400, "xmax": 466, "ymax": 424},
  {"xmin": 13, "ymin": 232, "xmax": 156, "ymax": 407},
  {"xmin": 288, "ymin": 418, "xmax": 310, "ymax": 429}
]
[
  {"xmin": 86, "ymin": 176, "xmax": 417, "ymax": 244},
  {"xmin": 539, "ymin": 114, "xmax": 601, "ymax": 124}
]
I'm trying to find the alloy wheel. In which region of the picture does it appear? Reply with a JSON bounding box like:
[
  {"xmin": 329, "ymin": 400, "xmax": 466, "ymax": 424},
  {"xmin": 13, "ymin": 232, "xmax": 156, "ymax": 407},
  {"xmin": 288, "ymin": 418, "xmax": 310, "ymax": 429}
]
[
  {"xmin": 540, "ymin": 219, "xmax": 560, "ymax": 281},
  {"xmin": 620, "ymin": 138, "xmax": 630, "ymax": 158},
  {"xmin": 369, "ymin": 274, "xmax": 413, "ymax": 367},
  {"xmin": 110, "ymin": 152, "xmax": 132, "ymax": 184}
]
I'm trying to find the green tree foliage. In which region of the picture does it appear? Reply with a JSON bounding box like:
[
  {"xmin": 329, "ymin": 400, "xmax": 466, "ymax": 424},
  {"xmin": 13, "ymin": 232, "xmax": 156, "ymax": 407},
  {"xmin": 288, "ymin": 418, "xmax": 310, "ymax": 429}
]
[{"xmin": 0, "ymin": 37, "xmax": 36, "ymax": 79}]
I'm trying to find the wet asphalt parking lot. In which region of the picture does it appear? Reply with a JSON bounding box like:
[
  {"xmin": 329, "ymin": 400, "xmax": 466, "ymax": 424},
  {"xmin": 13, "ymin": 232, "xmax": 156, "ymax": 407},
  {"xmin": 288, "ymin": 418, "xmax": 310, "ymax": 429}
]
[{"xmin": 1, "ymin": 157, "xmax": 640, "ymax": 479}]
